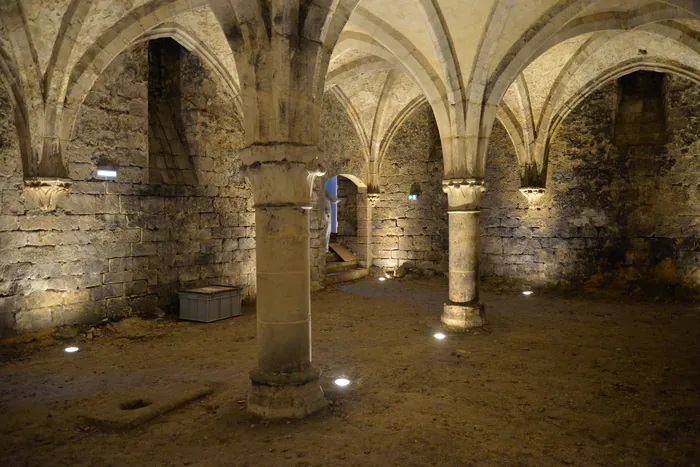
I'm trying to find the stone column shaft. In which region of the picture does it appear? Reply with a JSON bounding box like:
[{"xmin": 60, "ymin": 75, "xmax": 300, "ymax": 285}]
[
  {"xmin": 442, "ymin": 179, "xmax": 487, "ymax": 330},
  {"xmin": 242, "ymin": 151, "xmax": 327, "ymax": 419},
  {"xmin": 448, "ymin": 211, "xmax": 480, "ymax": 304},
  {"xmin": 255, "ymin": 206, "xmax": 312, "ymax": 374}
]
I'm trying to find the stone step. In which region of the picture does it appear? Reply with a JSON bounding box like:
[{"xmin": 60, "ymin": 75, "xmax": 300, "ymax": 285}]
[
  {"xmin": 324, "ymin": 267, "xmax": 368, "ymax": 286},
  {"xmin": 325, "ymin": 260, "xmax": 359, "ymax": 274},
  {"xmin": 325, "ymin": 251, "xmax": 341, "ymax": 263}
]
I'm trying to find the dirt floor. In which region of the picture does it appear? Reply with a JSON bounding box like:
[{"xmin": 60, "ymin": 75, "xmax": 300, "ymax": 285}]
[{"xmin": 0, "ymin": 277, "xmax": 698, "ymax": 466}]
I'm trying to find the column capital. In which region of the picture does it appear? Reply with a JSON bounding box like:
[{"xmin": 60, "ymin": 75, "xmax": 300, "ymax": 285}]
[
  {"xmin": 367, "ymin": 193, "xmax": 380, "ymax": 208},
  {"xmin": 519, "ymin": 187, "xmax": 546, "ymax": 206},
  {"xmin": 239, "ymin": 143, "xmax": 321, "ymax": 166},
  {"xmin": 24, "ymin": 177, "xmax": 72, "ymax": 212},
  {"xmin": 442, "ymin": 178, "xmax": 485, "ymax": 211},
  {"xmin": 245, "ymin": 160, "xmax": 325, "ymax": 209}
]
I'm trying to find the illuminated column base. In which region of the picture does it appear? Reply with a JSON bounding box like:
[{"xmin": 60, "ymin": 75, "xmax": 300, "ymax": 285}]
[
  {"xmin": 243, "ymin": 148, "xmax": 327, "ymax": 419},
  {"xmin": 442, "ymin": 303, "xmax": 486, "ymax": 329},
  {"xmin": 248, "ymin": 368, "xmax": 326, "ymax": 419},
  {"xmin": 442, "ymin": 178, "xmax": 487, "ymax": 331}
]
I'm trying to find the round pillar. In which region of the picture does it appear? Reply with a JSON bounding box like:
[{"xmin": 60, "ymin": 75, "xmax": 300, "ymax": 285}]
[
  {"xmin": 442, "ymin": 179, "xmax": 487, "ymax": 330},
  {"xmin": 243, "ymin": 152, "xmax": 327, "ymax": 418}
]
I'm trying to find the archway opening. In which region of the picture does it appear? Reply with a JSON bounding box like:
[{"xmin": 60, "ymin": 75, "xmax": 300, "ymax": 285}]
[{"xmin": 322, "ymin": 175, "xmax": 370, "ymax": 285}]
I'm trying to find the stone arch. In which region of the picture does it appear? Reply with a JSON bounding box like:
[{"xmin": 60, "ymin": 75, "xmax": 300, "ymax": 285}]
[
  {"xmin": 336, "ymin": 173, "xmax": 367, "ymax": 191},
  {"xmin": 494, "ymin": 104, "xmax": 528, "ymax": 169},
  {"xmin": 134, "ymin": 23, "xmax": 244, "ymax": 124},
  {"xmin": 0, "ymin": 0, "xmax": 46, "ymax": 176},
  {"xmin": 487, "ymin": 2, "xmax": 699, "ymax": 114},
  {"xmin": 537, "ymin": 58, "xmax": 700, "ymax": 187},
  {"xmin": 327, "ymin": 86, "xmax": 371, "ymax": 164},
  {"xmin": 0, "ymin": 44, "xmax": 32, "ymax": 176},
  {"xmin": 415, "ymin": 0, "xmax": 466, "ymax": 165},
  {"xmin": 326, "ymin": 56, "xmax": 395, "ymax": 89},
  {"xmin": 334, "ymin": 26, "xmax": 453, "ymax": 176},
  {"xmin": 471, "ymin": 1, "xmax": 699, "ymax": 179},
  {"xmin": 375, "ymin": 96, "xmax": 429, "ymax": 184},
  {"xmin": 530, "ymin": 25, "xmax": 700, "ymax": 172},
  {"xmin": 59, "ymin": 0, "xmax": 209, "ymax": 144},
  {"xmin": 550, "ymin": 59, "xmax": 700, "ymax": 141},
  {"xmin": 43, "ymin": 0, "xmax": 94, "ymax": 168}
]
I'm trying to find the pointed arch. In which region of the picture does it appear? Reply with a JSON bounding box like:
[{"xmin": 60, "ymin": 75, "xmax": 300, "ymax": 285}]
[
  {"xmin": 328, "ymin": 86, "xmax": 371, "ymax": 164},
  {"xmin": 59, "ymin": 0, "xmax": 209, "ymax": 144}
]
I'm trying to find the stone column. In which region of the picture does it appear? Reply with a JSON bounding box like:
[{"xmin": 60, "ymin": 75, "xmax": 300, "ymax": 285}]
[
  {"xmin": 356, "ymin": 192, "xmax": 379, "ymax": 269},
  {"xmin": 243, "ymin": 152, "xmax": 327, "ymax": 419},
  {"xmin": 442, "ymin": 178, "xmax": 487, "ymax": 330}
]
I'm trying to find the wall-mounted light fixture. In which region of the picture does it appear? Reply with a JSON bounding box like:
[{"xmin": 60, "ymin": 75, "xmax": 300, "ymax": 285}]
[
  {"xmin": 408, "ymin": 182, "xmax": 421, "ymax": 201},
  {"xmin": 96, "ymin": 169, "xmax": 117, "ymax": 179}
]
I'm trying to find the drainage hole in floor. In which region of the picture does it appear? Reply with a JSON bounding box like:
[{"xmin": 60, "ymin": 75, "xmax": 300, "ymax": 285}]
[{"xmin": 119, "ymin": 399, "xmax": 153, "ymax": 410}]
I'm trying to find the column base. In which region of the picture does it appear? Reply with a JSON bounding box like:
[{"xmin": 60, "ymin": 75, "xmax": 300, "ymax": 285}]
[
  {"xmin": 247, "ymin": 368, "xmax": 327, "ymax": 419},
  {"xmin": 442, "ymin": 303, "xmax": 486, "ymax": 330}
]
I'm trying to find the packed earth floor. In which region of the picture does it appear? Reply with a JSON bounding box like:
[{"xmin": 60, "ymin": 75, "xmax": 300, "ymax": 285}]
[{"xmin": 0, "ymin": 277, "xmax": 698, "ymax": 467}]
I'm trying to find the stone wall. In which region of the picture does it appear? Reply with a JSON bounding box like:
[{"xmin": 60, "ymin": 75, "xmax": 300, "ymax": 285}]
[
  {"xmin": 310, "ymin": 92, "xmax": 368, "ymax": 288},
  {"xmin": 373, "ymin": 102, "xmax": 448, "ymax": 273},
  {"xmin": 482, "ymin": 74, "xmax": 699, "ymax": 297},
  {"xmin": 0, "ymin": 42, "xmax": 254, "ymax": 336}
]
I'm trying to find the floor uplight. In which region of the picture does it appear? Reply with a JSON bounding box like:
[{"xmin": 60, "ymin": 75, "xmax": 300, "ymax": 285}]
[
  {"xmin": 522, "ymin": 291, "xmax": 534, "ymax": 296},
  {"xmin": 378, "ymin": 277, "xmax": 387, "ymax": 281},
  {"xmin": 64, "ymin": 346, "xmax": 79, "ymax": 353},
  {"xmin": 334, "ymin": 378, "xmax": 351, "ymax": 387},
  {"xmin": 433, "ymin": 332, "xmax": 446, "ymax": 340}
]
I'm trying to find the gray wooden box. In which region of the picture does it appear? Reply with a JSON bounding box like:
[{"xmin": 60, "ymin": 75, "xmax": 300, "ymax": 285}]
[{"xmin": 179, "ymin": 286, "xmax": 242, "ymax": 323}]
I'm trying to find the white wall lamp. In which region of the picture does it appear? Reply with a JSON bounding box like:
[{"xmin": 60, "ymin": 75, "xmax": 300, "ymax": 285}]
[{"xmin": 96, "ymin": 168, "xmax": 117, "ymax": 179}]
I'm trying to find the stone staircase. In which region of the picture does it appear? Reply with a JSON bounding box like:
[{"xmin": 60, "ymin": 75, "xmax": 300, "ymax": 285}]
[{"xmin": 324, "ymin": 251, "xmax": 368, "ymax": 285}]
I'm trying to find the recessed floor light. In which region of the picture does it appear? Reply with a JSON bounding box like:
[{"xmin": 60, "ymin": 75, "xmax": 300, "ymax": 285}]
[
  {"xmin": 378, "ymin": 277, "xmax": 387, "ymax": 282},
  {"xmin": 433, "ymin": 332, "xmax": 446, "ymax": 340},
  {"xmin": 64, "ymin": 346, "xmax": 79, "ymax": 353},
  {"xmin": 522, "ymin": 291, "xmax": 534, "ymax": 296},
  {"xmin": 334, "ymin": 378, "xmax": 351, "ymax": 387}
]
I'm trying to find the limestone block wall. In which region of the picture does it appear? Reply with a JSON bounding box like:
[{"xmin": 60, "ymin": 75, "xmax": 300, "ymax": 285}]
[
  {"xmin": 373, "ymin": 103, "xmax": 448, "ymax": 273},
  {"xmin": 0, "ymin": 43, "xmax": 254, "ymax": 336},
  {"xmin": 311, "ymin": 93, "xmax": 368, "ymax": 287},
  {"xmin": 482, "ymin": 75, "xmax": 699, "ymax": 296}
]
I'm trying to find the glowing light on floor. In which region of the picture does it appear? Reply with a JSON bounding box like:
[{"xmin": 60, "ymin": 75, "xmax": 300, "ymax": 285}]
[
  {"xmin": 64, "ymin": 346, "xmax": 79, "ymax": 353},
  {"xmin": 522, "ymin": 291, "xmax": 534, "ymax": 296},
  {"xmin": 334, "ymin": 378, "xmax": 351, "ymax": 387},
  {"xmin": 378, "ymin": 277, "xmax": 387, "ymax": 281},
  {"xmin": 433, "ymin": 332, "xmax": 446, "ymax": 340}
]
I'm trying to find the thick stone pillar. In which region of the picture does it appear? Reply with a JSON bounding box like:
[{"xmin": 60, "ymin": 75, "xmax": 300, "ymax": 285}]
[
  {"xmin": 243, "ymin": 151, "xmax": 327, "ymax": 419},
  {"xmin": 356, "ymin": 192, "xmax": 379, "ymax": 268},
  {"xmin": 442, "ymin": 178, "xmax": 487, "ymax": 330}
]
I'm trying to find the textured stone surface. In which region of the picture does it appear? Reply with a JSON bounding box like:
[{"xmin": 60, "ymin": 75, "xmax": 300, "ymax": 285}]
[
  {"xmin": 482, "ymin": 75, "xmax": 699, "ymax": 297},
  {"xmin": 0, "ymin": 43, "xmax": 253, "ymax": 336},
  {"xmin": 310, "ymin": 93, "xmax": 369, "ymax": 289},
  {"xmin": 373, "ymin": 102, "xmax": 447, "ymax": 273}
]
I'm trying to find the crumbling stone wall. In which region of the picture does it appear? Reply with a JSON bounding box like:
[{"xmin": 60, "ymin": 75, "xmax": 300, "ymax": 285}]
[
  {"xmin": 374, "ymin": 102, "xmax": 448, "ymax": 273},
  {"xmin": 0, "ymin": 42, "xmax": 254, "ymax": 336},
  {"xmin": 482, "ymin": 74, "xmax": 699, "ymax": 297}
]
